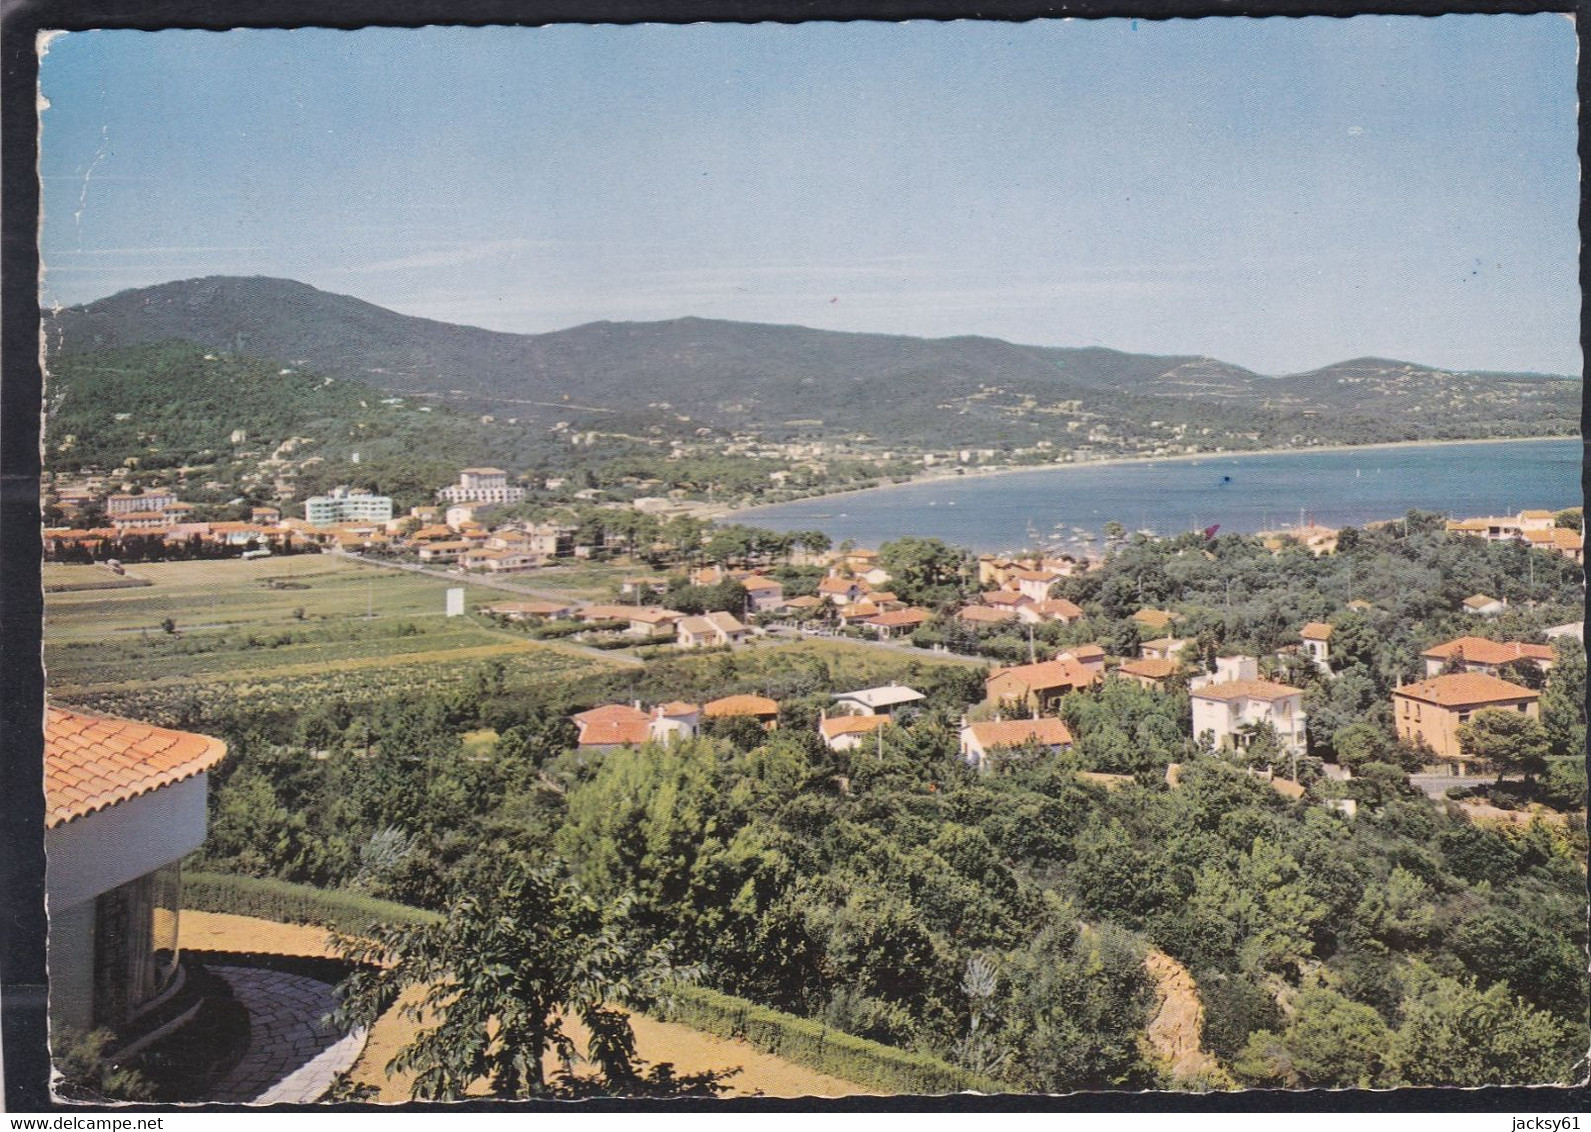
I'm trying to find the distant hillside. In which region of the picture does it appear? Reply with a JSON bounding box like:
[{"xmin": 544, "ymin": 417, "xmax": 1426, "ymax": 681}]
[
  {"xmin": 47, "ymin": 276, "xmax": 1581, "ymax": 447},
  {"xmin": 42, "ymin": 342, "xmax": 529, "ymax": 509}
]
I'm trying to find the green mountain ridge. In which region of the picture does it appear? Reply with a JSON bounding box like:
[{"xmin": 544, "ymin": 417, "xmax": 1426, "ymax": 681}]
[{"xmin": 47, "ymin": 276, "xmax": 1581, "ymax": 448}]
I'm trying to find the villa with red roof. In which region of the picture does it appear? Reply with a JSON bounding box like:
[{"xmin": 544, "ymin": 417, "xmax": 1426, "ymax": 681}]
[
  {"xmin": 677, "ymin": 611, "xmax": 750, "ymax": 648},
  {"xmin": 1017, "ymin": 598, "xmax": 1084, "ymax": 625},
  {"xmin": 818, "ymin": 713, "xmax": 890, "ymax": 751},
  {"xmin": 1462, "ymin": 594, "xmax": 1506, "ymax": 617},
  {"xmin": 738, "ymin": 574, "xmax": 786, "ymax": 613},
  {"xmin": 45, "ymin": 707, "xmax": 227, "ymax": 1036},
  {"xmin": 1190, "ymin": 676, "xmax": 1307, "ymax": 759},
  {"xmin": 959, "ymin": 717, "xmax": 1074, "ymax": 771},
  {"xmin": 985, "ymin": 655, "xmax": 1101, "ymax": 714},
  {"xmin": 1393, "ymin": 672, "xmax": 1541, "ymax": 772},
  {"xmin": 862, "ymin": 607, "xmax": 931, "ymax": 639},
  {"xmin": 1421, "ymin": 636, "xmax": 1557, "ymax": 679},
  {"xmin": 572, "ymin": 704, "xmax": 654, "ymax": 750},
  {"xmin": 817, "ymin": 576, "xmax": 869, "ymax": 605},
  {"xmin": 1298, "ymin": 622, "xmax": 1333, "ymax": 670},
  {"xmin": 1117, "ymin": 656, "xmax": 1181, "ymax": 690},
  {"xmin": 702, "ymin": 694, "xmax": 780, "ymax": 729},
  {"xmin": 958, "ymin": 605, "xmax": 1018, "ymax": 627}
]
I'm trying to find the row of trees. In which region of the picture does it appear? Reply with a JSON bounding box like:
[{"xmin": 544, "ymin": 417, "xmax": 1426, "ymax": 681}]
[{"xmin": 183, "ymin": 628, "xmax": 1586, "ymax": 1097}]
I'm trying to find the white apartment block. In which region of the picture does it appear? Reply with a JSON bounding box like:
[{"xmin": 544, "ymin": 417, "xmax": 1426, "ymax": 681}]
[
  {"xmin": 437, "ymin": 467, "xmax": 527, "ymax": 504},
  {"xmin": 304, "ymin": 487, "xmax": 394, "ymax": 525}
]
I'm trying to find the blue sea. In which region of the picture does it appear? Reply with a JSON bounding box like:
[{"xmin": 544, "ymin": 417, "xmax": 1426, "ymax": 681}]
[{"xmin": 735, "ymin": 438, "xmax": 1584, "ymax": 554}]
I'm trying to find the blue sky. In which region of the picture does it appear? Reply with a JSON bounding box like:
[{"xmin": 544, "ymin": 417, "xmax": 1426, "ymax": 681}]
[{"xmin": 38, "ymin": 17, "xmax": 1579, "ymax": 375}]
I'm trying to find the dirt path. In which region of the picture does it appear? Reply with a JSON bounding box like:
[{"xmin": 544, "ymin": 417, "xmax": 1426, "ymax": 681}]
[
  {"xmin": 182, "ymin": 910, "xmax": 342, "ymax": 958},
  {"xmin": 181, "ymin": 911, "xmax": 868, "ymax": 1100},
  {"xmin": 1141, "ymin": 949, "xmax": 1231, "ymax": 1087}
]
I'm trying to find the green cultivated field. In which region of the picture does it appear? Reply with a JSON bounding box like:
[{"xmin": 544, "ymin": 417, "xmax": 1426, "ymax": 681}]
[
  {"xmin": 45, "ymin": 555, "xmax": 622, "ymax": 718},
  {"xmin": 42, "ymin": 563, "xmax": 153, "ymax": 592},
  {"xmin": 520, "ymin": 561, "xmax": 674, "ymax": 601}
]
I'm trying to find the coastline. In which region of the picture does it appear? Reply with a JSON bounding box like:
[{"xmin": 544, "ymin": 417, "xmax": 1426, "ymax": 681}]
[{"xmin": 719, "ymin": 433, "xmax": 1581, "ymax": 523}]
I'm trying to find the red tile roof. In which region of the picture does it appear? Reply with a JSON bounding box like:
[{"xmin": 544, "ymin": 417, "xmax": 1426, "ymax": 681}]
[
  {"xmin": 1421, "ymin": 637, "xmax": 1555, "ymax": 667},
  {"xmin": 839, "ymin": 601, "xmax": 881, "ymax": 619},
  {"xmin": 988, "ymin": 657, "xmax": 1100, "ymax": 695},
  {"xmin": 1299, "ymin": 622, "xmax": 1333, "ymax": 641},
  {"xmin": 1522, "ymin": 528, "xmax": 1582, "ymax": 550},
  {"xmin": 1031, "ymin": 599, "xmax": 1084, "ymax": 620},
  {"xmin": 820, "ymin": 714, "xmax": 890, "ymax": 740},
  {"xmin": 1394, "ymin": 672, "xmax": 1541, "ymax": 708},
  {"xmin": 982, "ymin": 590, "xmax": 1030, "ymax": 607},
  {"xmin": 579, "ymin": 604, "xmax": 637, "ymax": 621},
  {"xmin": 867, "ymin": 607, "xmax": 931, "ymax": 628},
  {"xmin": 1119, "ymin": 657, "xmax": 1179, "ymax": 679},
  {"xmin": 959, "ymin": 605, "xmax": 1018, "ymax": 624},
  {"xmin": 964, "ymin": 717, "xmax": 1073, "ymax": 749},
  {"xmin": 703, "ymin": 694, "xmax": 779, "ymax": 719},
  {"xmin": 45, "ymin": 707, "xmax": 227, "ymax": 828},
  {"xmin": 1191, "ymin": 679, "xmax": 1304, "ymax": 703},
  {"xmin": 572, "ymin": 703, "xmax": 652, "ymax": 747},
  {"xmin": 627, "ymin": 607, "xmax": 686, "ymax": 624}
]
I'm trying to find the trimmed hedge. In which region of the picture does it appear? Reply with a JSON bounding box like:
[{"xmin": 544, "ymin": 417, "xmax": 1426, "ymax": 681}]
[
  {"xmin": 183, "ymin": 871, "xmax": 442, "ymax": 935},
  {"xmin": 651, "ymin": 982, "xmax": 1006, "ymax": 1096}
]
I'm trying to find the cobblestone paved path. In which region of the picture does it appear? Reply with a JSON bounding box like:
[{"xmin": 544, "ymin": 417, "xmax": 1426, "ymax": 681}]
[{"xmin": 209, "ymin": 965, "xmax": 367, "ymax": 1104}]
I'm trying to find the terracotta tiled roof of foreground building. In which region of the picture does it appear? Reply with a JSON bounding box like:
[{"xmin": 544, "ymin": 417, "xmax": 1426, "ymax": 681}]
[
  {"xmin": 45, "ymin": 706, "xmax": 227, "ymax": 828},
  {"xmin": 1299, "ymin": 622, "xmax": 1333, "ymax": 641}
]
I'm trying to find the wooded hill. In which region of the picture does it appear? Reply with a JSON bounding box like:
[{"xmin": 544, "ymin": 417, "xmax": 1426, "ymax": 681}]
[{"xmin": 48, "ymin": 276, "xmax": 1581, "ymax": 449}]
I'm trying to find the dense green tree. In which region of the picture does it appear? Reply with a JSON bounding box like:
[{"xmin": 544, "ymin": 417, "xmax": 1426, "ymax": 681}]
[
  {"xmin": 1539, "ymin": 638, "xmax": 1586, "ymax": 760},
  {"xmin": 1232, "ymin": 987, "xmax": 1392, "ymax": 1088},
  {"xmin": 1390, "ymin": 969, "xmax": 1579, "ymax": 1086},
  {"xmin": 995, "ymin": 918, "xmax": 1158, "ymax": 1091},
  {"xmin": 878, "ymin": 537, "xmax": 972, "ymax": 606},
  {"xmin": 1457, "ymin": 709, "xmax": 1551, "ymax": 785},
  {"xmin": 333, "ymin": 858, "xmax": 726, "ymax": 1099}
]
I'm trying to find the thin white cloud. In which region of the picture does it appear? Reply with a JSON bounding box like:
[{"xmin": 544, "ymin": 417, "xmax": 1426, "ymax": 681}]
[
  {"xmin": 336, "ymin": 237, "xmax": 569, "ymax": 275},
  {"xmin": 46, "ymin": 245, "xmax": 264, "ymax": 255}
]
